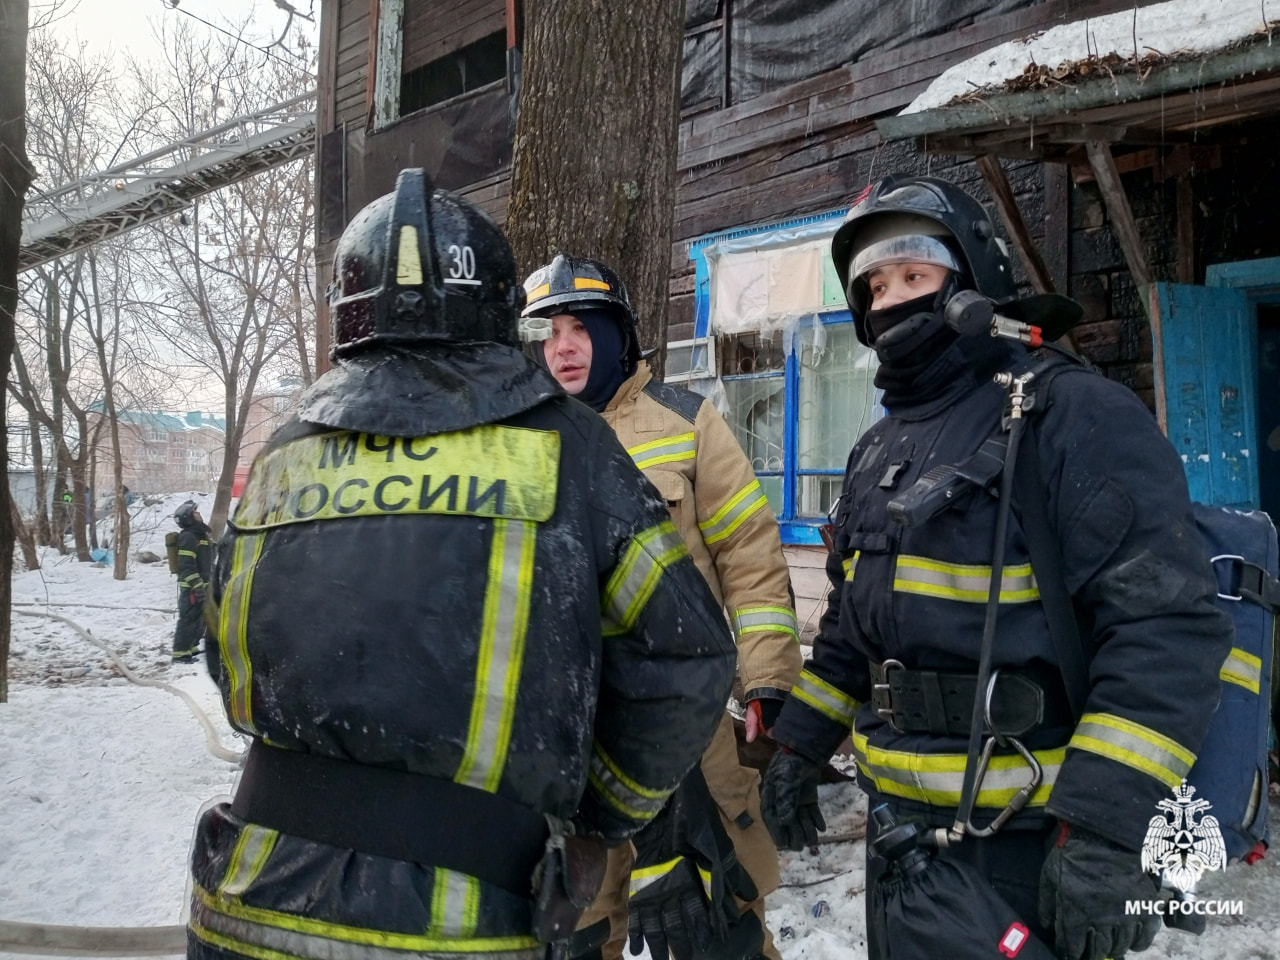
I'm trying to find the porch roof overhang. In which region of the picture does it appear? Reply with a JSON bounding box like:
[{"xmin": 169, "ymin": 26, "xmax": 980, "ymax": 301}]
[{"xmin": 876, "ymin": 36, "xmax": 1280, "ymax": 159}]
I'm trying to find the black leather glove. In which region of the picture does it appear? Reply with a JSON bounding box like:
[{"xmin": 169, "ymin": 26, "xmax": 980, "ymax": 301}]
[
  {"xmin": 760, "ymin": 747, "xmax": 826, "ymax": 851},
  {"xmin": 1038, "ymin": 821, "xmax": 1161, "ymax": 960},
  {"xmin": 628, "ymin": 768, "xmax": 759, "ymax": 960}
]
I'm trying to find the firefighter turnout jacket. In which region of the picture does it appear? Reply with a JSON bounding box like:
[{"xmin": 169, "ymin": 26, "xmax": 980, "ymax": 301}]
[
  {"xmin": 603, "ymin": 361, "xmax": 802, "ymax": 701},
  {"xmin": 577, "ymin": 361, "xmax": 801, "ymax": 960},
  {"xmin": 772, "ymin": 344, "xmax": 1233, "ymax": 851},
  {"xmin": 176, "ymin": 521, "xmax": 213, "ymax": 594},
  {"xmin": 189, "ymin": 394, "xmax": 737, "ymax": 960}
]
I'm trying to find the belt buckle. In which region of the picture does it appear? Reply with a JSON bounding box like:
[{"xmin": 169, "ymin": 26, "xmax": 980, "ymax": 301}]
[{"xmin": 874, "ymin": 658, "xmax": 906, "ymax": 733}]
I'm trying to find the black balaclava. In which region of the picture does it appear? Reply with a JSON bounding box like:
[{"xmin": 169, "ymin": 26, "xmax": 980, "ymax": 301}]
[
  {"xmin": 865, "ymin": 273, "xmax": 1013, "ymax": 410},
  {"xmin": 573, "ymin": 308, "xmax": 632, "ymax": 412}
]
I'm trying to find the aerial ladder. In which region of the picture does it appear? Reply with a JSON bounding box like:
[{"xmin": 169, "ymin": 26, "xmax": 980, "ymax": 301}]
[{"xmin": 18, "ymin": 91, "xmax": 317, "ymax": 273}]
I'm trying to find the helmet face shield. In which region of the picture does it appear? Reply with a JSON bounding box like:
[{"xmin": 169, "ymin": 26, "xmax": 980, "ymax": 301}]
[{"xmin": 848, "ymin": 234, "xmax": 960, "ymax": 302}]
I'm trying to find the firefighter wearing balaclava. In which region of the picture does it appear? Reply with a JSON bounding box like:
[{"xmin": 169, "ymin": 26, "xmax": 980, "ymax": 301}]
[
  {"xmin": 759, "ymin": 175, "xmax": 1231, "ymax": 960},
  {"xmin": 521, "ymin": 255, "xmax": 803, "ymax": 960},
  {"xmin": 185, "ymin": 170, "xmax": 738, "ymax": 960}
]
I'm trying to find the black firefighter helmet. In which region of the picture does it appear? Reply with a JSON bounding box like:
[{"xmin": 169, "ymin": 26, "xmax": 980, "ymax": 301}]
[
  {"xmin": 519, "ymin": 255, "xmax": 642, "ymax": 371},
  {"xmin": 299, "ymin": 169, "xmax": 559, "ymax": 437},
  {"xmin": 174, "ymin": 500, "xmax": 199, "ymax": 527},
  {"xmin": 327, "ymin": 168, "xmax": 523, "ymax": 358},
  {"xmin": 832, "ymin": 175, "xmax": 1017, "ymax": 346},
  {"xmin": 832, "ymin": 174, "xmax": 1082, "ymax": 345}
]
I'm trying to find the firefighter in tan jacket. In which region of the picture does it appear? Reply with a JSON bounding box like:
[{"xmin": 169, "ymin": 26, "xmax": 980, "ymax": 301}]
[{"xmin": 521, "ymin": 255, "xmax": 802, "ymax": 960}]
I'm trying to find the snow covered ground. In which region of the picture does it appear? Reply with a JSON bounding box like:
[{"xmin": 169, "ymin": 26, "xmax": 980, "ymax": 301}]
[{"xmin": 1, "ymin": 491, "xmax": 1277, "ymax": 959}]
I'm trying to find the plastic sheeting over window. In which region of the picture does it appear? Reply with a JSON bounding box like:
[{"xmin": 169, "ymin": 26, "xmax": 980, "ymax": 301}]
[{"xmin": 705, "ymin": 217, "xmax": 847, "ymax": 340}]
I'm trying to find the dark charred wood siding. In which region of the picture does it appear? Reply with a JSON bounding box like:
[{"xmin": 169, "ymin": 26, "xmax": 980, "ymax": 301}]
[{"xmin": 402, "ymin": 0, "xmax": 505, "ymax": 74}]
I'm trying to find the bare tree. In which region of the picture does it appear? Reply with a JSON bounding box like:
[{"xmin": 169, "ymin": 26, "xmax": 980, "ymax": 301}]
[
  {"xmin": 131, "ymin": 20, "xmax": 316, "ymax": 535},
  {"xmin": 504, "ymin": 0, "xmax": 685, "ymax": 375},
  {"xmin": 0, "ymin": 0, "xmax": 35, "ymax": 700},
  {"xmin": 14, "ymin": 30, "xmax": 155, "ymax": 563}
]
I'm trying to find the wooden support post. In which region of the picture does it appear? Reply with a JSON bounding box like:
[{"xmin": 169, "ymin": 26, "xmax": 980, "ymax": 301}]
[
  {"xmin": 1174, "ymin": 144, "xmax": 1196, "ymax": 284},
  {"xmin": 976, "ymin": 154, "xmax": 1055, "ymax": 294},
  {"xmin": 1084, "ymin": 140, "xmax": 1152, "ymax": 288}
]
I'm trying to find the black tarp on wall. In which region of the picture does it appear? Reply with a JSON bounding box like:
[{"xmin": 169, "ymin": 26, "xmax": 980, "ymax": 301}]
[{"xmin": 679, "ymin": 0, "xmax": 1049, "ymax": 107}]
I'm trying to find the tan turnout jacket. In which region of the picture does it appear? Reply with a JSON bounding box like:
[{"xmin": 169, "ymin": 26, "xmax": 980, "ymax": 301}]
[{"xmin": 602, "ymin": 361, "xmax": 801, "ymax": 700}]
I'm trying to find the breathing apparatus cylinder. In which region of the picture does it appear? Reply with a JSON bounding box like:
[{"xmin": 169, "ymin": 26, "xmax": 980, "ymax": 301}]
[{"xmin": 165, "ymin": 532, "xmax": 180, "ymax": 575}]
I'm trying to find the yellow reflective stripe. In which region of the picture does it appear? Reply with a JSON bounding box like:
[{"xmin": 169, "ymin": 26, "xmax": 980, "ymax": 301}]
[
  {"xmin": 454, "ymin": 520, "xmax": 536, "ymax": 792},
  {"xmin": 574, "ymin": 277, "xmax": 611, "ymax": 291},
  {"xmin": 792, "ymin": 669, "xmax": 860, "ymax": 726},
  {"xmin": 234, "ymin": 426, "xmax": 561, "ymax": 530},
  {"xmin": 526, "ymin": 282, "xmax": 551, "ymax": 303},
  {"xmin": 178, "ymin": 549, "xmax": 199, "ymax": 558},
  {"xmin": 1068, "ymin": 713, "xmax": 1195, "ymax": 789},
  {"xmin": 628, "ymin": 432, "xmax": 696, "ymax": 470},
  {"xmin": 699, "ymin": 480, "xmax": 768, "ymax": 545},
  {"xmin": 850, "ymin": 730, "xmax": 1063, "ymax": 808},
  {"xmin": 843, "ymin": 551, "xmax": 859, "ymax": 581},
  {"xmin": 588, "ymin": 742, "xmax": 672, "ymax": 821},
  {"xmin": 431, "ymin": 868, "xmax": 480, "ymax": 938},
  {"xmin": 219, "ymin": 532, "xmax": 266, "ymax": 734},
  {"xmin": 191, "ymin": 884, "xmax": 540, "ymax": 956},
  {"xmin": 219, "ymin": 825, "xmax": 278, "ymax": 899},
  {"xmin": 732, "ymin": 605, "xmax": 798, "ymax": 638},
  {"xmin": 603, "ymin": 521, "xmax": 687, "ymax": 632},
  {"xmin": 629, "ymin": 856, "xmax": 683, "ymax": 897},
  {"xmin": 395, "ymin": 225, "xmax": 424, "ymax": 285},
  {"xmin": 894, "ymin": 555, "xmax": 1040, "ymax": 603},
  {"xmin": 1220, "ymin": 647, "xmax": 1262, "ymax": 694}
]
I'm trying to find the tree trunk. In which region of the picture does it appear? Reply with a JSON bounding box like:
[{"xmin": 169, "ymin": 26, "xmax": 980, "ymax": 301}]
[
  {"xmin": 0, "ymin": 0, "xmax": 33, "ymax": 701},
  {"xmin": 10, "ymin": 498, "xmax": 39, "ymax": 573},
  {"xmin": 504, "ymin": 0, "xmax": 684, "ymax": 378}
]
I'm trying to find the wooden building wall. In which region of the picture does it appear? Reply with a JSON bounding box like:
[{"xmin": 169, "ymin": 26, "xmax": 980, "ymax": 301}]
[{"xmin": 316, "ymin": 0, "xmax": 1164, "ymax": 374}]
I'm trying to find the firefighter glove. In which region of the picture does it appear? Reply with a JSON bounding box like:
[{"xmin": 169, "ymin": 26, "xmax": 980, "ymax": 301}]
[
  {"xmin": 629, "ymin": 768, "xmax": 759, "ymax": 958},
  {"xmin": 628, "ymin": 856, "xmax": 713, "ymax": 960},
  {"xmin": 760, "ymin": 747, "xmax": 826, "ymax": 851},
  {"xmin": 1038, "ymin": 821, "xmax": 1160, "ymax": 960}
]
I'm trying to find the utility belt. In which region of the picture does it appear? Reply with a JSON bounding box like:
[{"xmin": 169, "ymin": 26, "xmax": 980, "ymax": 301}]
[
  {"xmin": 232, "ymin": 741, "xmax": 549, "ymax": 898},
  {"xmin": 869, "ymin": 660, "xmax": 1072, "ymax": 738}
]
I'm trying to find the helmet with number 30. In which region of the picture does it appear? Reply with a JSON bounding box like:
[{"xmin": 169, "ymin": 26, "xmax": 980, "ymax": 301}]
[{"xmin": 327, "ymin": 168, "xmax": 524, "ymax": 358}]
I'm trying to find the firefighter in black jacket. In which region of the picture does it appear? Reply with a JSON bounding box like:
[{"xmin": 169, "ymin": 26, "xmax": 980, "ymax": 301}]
[
  {"xmin": 760, "ymin": 175, "xmax": 1233, "ymax": 960},
  {"xmin": 186, "ymin": 170, "xmax": 737, "ymax": 960},
  {"xmin": 171, "ymin": 500, "xmax": 211, "ymax": 663}
]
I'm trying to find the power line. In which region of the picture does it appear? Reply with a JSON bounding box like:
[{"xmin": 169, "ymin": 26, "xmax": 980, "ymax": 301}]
[{"xmin": 158, "ymin": 0, "xmax": 315, "ymax": 75}]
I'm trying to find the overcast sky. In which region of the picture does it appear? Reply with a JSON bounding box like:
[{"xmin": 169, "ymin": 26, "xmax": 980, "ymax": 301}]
[{"xmin": 40, "ymin": 0, "xmax": 316, "ymax": 67}]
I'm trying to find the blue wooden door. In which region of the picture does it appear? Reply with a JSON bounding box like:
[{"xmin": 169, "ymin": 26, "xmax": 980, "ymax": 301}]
[{"xmin": 1153, "ymin": 282, "xmax": 1258, "ymax": 508}]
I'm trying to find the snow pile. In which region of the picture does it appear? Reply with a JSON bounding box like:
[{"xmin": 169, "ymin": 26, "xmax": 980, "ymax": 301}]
[
  {"xmin": 904, "ymin": 0, "xmax": 1280, "ymax": 114},
  {"xmin": 1, "ymin": 531, "xmax": 1278, "ymax": 959}
]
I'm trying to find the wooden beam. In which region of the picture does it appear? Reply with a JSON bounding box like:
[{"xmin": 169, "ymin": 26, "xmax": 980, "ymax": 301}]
[
  {"xmin": 1175, "ymin": 145, "xmax": 1195, "ymax": 284},
  {"xmin": 976, "ymin": 154, "xmax": 1055, "ymax": 294},
  {"xmin": 1084, "ymin": 140, "xmax": 1152, "ymax": 288}
]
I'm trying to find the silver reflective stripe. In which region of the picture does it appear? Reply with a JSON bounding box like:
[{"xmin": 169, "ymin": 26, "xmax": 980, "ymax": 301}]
[
  {"xmin": 791, "ymin": 669, "xmax": 858, "ymax": 726},
  {"xmin": 603, "ymin": 521, "xmax": 687, "ymax": 633},
  {"xmin": 851, "ymin": 734, "xmax": 1063, "ymax": 808},
  {"xmin": 628, "ymin": 432, "xmax": 696, "ymax": 470},
  {"xmin": 454, "ymin": 519, "xmax": 537, "ymax": 792},
  {"xmin": 191, "ymin": 884, "xmax": 542, "ymax": 959},
  {"xmin": 219, "ymin": 825, "xmax": 277, "ymax": 898},
  {"xmin": 432, "ymin": 868, "xmax": 478, "ymax": 938},
  {"xmin": 588, "ymin": 743, "xmax": 671, "ymax": 821},
  {"xmin": 1069, "ymin": 713, "xmax": 1195, "ymax": 788},
  {"xmin": 894, "ymin": 555, "xmax": 1039, "ymax": 604},
  {"xmin": 698, "ymin": 481, "xmax": 768, "ymax": 545},
  {"xmin": 732, "ymin": 605, "xmax": 798, "ymax": 638},
  {"xmin": 629, "ymin": 857, "xmax": 682, "ymax": 898},
  {"xmin": 1220, "ymin": 647, "xmax": 1262, "ymax": 694},
  {"xmin": 219, "ymin": 532, "xmax": 267, "ymax": 735}
]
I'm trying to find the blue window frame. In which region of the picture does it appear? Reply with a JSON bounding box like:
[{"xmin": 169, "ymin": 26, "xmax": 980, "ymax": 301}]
[{"xmin": 688, "ymin": 210, "xmax": 881, "ymax": 545}]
